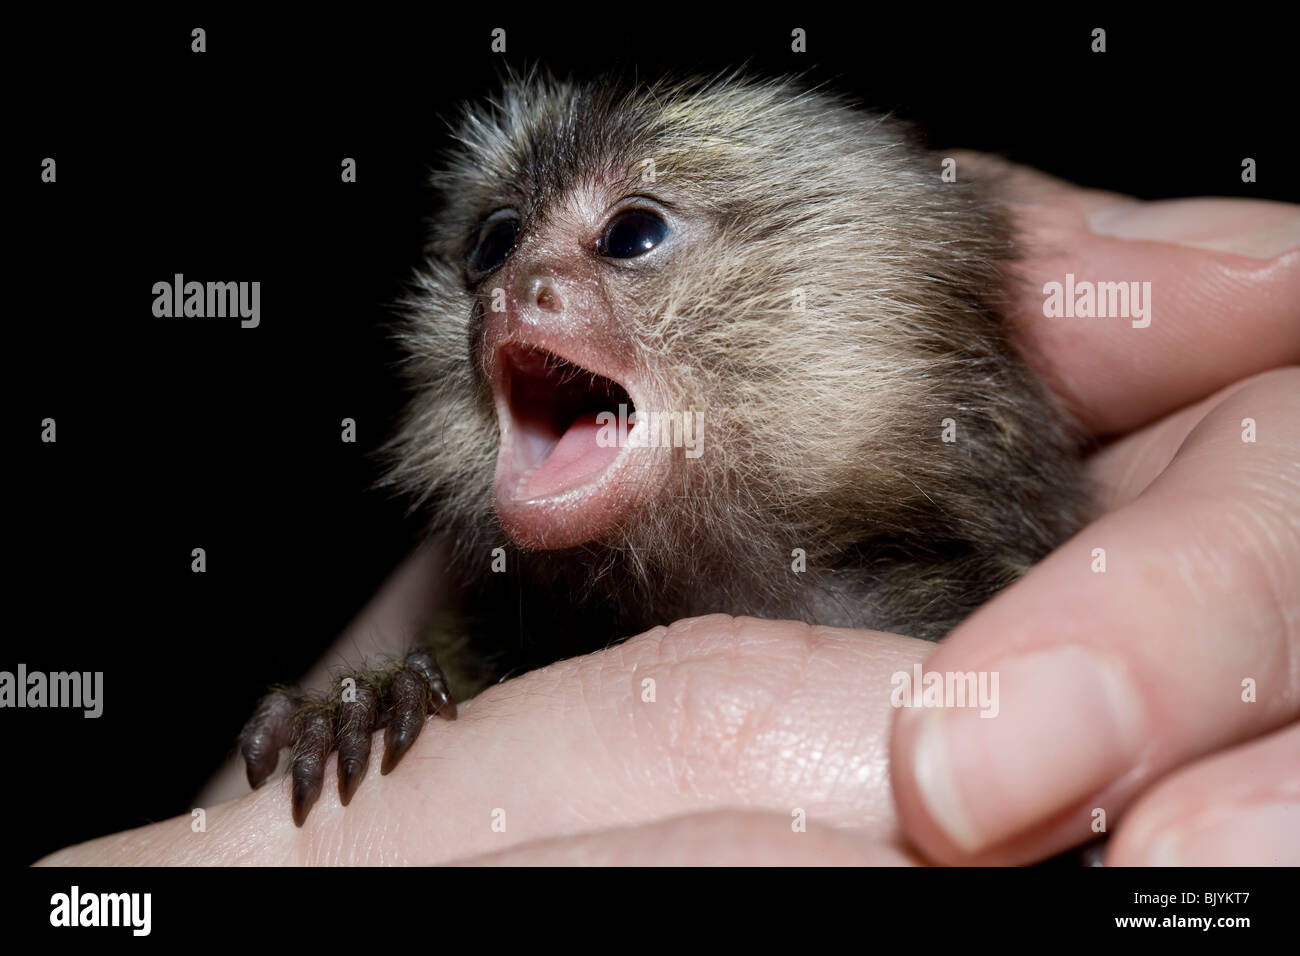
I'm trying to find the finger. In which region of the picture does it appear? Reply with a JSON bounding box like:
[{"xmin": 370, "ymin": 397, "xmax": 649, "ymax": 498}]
[
  {"xmin": 447, "ymin": 810, "xmax": 919, "ymax": 866},
  {"xmin": 1106, "ymin": 722, "xmax": 1300, "ymax": 866},
  {"xmin": 891, "ymin": 366, "xmax": 1300, "ymax": 864},
  {"xmin": 1087, "ymin": 372, "xmax": 1274, "ymax": 512},
  {"xmin": 37, "ymin": 616, "xmax": 933, "ymax": 865},
  {"xmin": 957, "ymin": 151, "xmax": 1300, "ymax": 435}
]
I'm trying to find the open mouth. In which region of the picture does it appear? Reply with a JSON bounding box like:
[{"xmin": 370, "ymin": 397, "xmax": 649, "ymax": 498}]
[{"xmin": 498, "ymin": 343, "xmax": 635, "ymax": 501}]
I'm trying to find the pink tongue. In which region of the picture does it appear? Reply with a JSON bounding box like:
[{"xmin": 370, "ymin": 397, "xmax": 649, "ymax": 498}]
[{"xmin": 519, "ymin": 412, "xmax": 622, "ymax": 499}]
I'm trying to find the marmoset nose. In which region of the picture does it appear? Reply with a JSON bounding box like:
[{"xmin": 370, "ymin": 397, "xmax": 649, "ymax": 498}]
[{"xmin": 527, "ymin": 275, "xmax": 563, "ymax": 313}]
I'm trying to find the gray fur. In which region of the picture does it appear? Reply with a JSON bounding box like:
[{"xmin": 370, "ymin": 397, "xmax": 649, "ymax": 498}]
[{"xmin": 382, "ymin": 70, "xmax": 1087, "ymax": 650}]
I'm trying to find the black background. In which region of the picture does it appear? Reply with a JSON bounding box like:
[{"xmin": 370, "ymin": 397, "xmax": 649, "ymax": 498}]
[{"xmin": 9, "ymin": 10, "xmax": 1295, "ymax": 866}]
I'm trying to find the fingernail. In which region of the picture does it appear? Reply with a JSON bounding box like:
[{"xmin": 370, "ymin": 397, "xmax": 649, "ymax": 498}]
[
  {"xmin": 910, "ymin": 646, "xmax": 1143, "ymax": 854},
  {"xmin": 1145, "ymin": 801, "xmax": 1300, "ymax": 866},
  {"xmin": 1089, "ymin": 199, "xmax": 1300, "ymax": 260}
]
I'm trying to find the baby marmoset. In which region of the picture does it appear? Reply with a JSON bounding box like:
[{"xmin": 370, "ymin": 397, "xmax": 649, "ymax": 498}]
[{"xmin": 241, "ymin": 70, "xmax": 1088, "ymax": 825}]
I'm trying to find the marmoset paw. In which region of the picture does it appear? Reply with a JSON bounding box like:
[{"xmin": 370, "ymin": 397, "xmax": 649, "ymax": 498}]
[{"xmin": 239, "ymin": 650, "xmax": 457, "ymax": 826}]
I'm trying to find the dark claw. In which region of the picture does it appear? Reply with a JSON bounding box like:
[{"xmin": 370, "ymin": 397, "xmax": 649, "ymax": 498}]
[
  {"xmin": 241, "ymin": 646, "xmax": 459, "ymax": 824},
  {"xmin": 405, "ymin": 651, "xmax": 459, "ymax": 719},
  {"xmin": 291, "ymin": 709, "xmax": 334, "ymax": 827},
  {"xmin": 335, "ymin": 682, "xmax": 379, "ymax": 806},
  {"xmin": 239, "ymin": 691, "xmax": 297, "ymax": 789},
  {"xmin": 381, "ymin": 669, "xmax": 428, "ymax": 775}
]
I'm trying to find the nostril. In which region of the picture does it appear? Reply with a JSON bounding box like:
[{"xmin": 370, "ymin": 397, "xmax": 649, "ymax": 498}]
[
  {"xmin": 536, "ymin": 286, "xmax": 560, "ymax": 311},
  {"xmin": 531, "ymin": 277, "xmax": 562, "ymax": 313}
]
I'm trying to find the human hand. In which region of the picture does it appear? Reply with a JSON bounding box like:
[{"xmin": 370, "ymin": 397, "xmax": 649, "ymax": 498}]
[
  {"xmin": 890, "ymin": 155, "xmax": 1300, "ymax": 865},
  {"xmin": 40, "ymin": 615, "xmax": 932, "ymax": 864}
]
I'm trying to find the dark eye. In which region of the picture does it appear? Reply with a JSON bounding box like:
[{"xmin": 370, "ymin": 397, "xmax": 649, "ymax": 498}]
[
  {"xmin": 469, "ymin": 212, "xmax": 519, "ymax": 277},
  {"xmin": 598, "ymin": 209, "xmax": 669, "ymax": 259}
]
